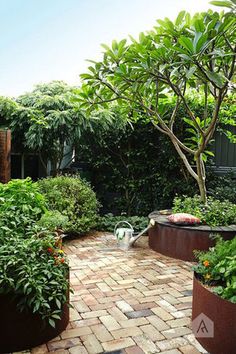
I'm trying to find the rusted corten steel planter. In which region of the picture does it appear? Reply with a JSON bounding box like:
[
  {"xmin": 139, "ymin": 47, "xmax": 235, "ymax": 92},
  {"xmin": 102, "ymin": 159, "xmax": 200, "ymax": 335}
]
[
  {"xmin": 192, "ymin": 273, "xmax": 236, "ymax": 354},
  {"xmin": 148, "ymin": 211, "xmax": 236, "ymax": 261},
  {"xmin": 0, "ymin": 293, "xmax": 69, "ymax": 353}
]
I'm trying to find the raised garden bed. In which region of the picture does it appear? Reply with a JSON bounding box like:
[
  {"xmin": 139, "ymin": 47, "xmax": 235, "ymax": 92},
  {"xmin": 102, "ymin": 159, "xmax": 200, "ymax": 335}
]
[
  {"xmin": 148, "ymin": 211, "xmax": 236, "ymax": 261},
  {"xmin": 192, "ymin": 273, "xmax": 236, "ymax": 354},
  {"xmin": 0, "ymin": 292, "xmax": 69, "ymax": 353}
]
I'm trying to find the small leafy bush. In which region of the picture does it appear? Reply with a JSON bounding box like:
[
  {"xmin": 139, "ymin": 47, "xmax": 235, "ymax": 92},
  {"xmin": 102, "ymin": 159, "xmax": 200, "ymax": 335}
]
[
  {"xmin": 193, "ymin": 236, "xmax": 236, "ymax": 303},
  {"xmin": 0, "ymin": 178, "xmax": 47, "ymax": 234},
  {"xmin": 38, "ymin": 210, "xmax": 69, "ymax": 231},
  {"xmin": 173, "ymin": 195, "xmax": 236, "ymax": 226},
  {"xmin": 97, "ymin": 213, "xmax": 148, "ymax": 232},
  {"xmin": 38, "ymin": 175, "xmax": 99, "ymax": 234}
]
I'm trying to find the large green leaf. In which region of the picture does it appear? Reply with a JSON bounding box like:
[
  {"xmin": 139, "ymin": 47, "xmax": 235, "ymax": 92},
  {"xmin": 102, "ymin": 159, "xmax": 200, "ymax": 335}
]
[
  {"xmin": 210, "ymin": 1, "xmax": 234, "ymax": 8},
  {"xmin": 205, "ymin": 71, "xmax": 226, "ymax": 88},
  {"xmin": 175, "ymin": 11, "xmax": 186, "ymax": 26},
  {"xmin": 179, "ymin": 36, "xmax": 194, "ymax": 53}
]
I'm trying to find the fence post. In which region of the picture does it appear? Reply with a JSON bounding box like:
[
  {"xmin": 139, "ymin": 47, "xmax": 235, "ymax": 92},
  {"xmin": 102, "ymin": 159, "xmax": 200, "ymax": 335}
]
[{"xmin": 0, "ymin": 129, "xmax": 11, "ymax": 183}]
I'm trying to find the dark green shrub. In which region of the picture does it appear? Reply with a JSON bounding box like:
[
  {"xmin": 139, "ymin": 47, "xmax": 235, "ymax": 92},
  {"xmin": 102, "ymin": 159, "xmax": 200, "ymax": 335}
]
[
  {"xmin": 207, "ymin": 172, "xmax": 236, "ymax": 204},
  {"xmin": 38, "ymin": 175, "xmax": 99, "ymax": 234},
  {"xmin": 97, "ymin": 213, "xmax": 148, "ymax": 233},
  {"xmin": 193, "ymin": 236, "xmax": 236, "ymax": 303},
  {"xmin": 76, "ymin": 118, "xmax": 197, "ymax": 216},
  {"xmin": 173, "ymin": 195, "xmax": 236, "ymax": 226}
]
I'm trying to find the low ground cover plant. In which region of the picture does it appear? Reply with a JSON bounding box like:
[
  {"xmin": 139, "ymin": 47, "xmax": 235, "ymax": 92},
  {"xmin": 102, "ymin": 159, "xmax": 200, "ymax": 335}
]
[
  {"xmin": 193, "ymin": 236, "xmax": 236, "ymax": 303},
  {"xmin": 38, "ymin": 175, "xmax": 99, "ymax": 235},
  {"xmin": 173, "ymin": 195, "xmax": 236, "ymax": 226},
  {"xmin": 97, "ymin": 213, "xmax": 148, "ymax": 233}
]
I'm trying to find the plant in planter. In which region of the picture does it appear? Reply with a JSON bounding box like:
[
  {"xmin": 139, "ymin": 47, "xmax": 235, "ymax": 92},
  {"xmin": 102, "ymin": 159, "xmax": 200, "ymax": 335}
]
[
  {"xmin": 192, "ymin": 236, "xmax": 236, "ymax": 354},
  {"xmin": 193, "ymin": 236, "xmax": 236, "ymax": 302},
  {"xmin": 0, "ymin": 230, "xmax": 69, "ymax": 325},
  {"xmin": 0, "ymin": 229, "xmax": 70, "ymax": 352},
  {"xmin": 148, "ymin": 195, "xmax": 236, "ymax": 261},
  {"xmin": 172, "ymin": 195, "xmax": 236, "ymax": 227},
  {"xmin": 0, "ymin": 179, "xmax": 70, "ymax": 352}
]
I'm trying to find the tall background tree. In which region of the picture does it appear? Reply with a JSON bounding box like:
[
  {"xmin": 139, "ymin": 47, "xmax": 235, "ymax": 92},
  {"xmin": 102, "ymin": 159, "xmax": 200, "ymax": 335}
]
[
  {"xmin": 12, "ymin": 81, "xmax": 86, "ymax": 174},
  {"xmin": 79, "ymin": 8, "xmax": 235, "ymax": 203},
  {"xmin": 1, "ymin": 81, "xmax": 114, "ymax": 175}
]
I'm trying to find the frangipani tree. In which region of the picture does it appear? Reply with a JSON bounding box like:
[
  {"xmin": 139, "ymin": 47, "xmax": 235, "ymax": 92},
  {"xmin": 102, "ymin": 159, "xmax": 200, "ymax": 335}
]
[{"xmin": 79, "ymin": 9, "xmax": 235, "ymax": 203}]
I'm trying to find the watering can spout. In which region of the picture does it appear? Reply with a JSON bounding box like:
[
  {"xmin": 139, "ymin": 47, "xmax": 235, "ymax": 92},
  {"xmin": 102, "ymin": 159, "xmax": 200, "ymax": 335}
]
[{"xmin": 129, "ymin": 219, "xmax": 155, "ymax": 246}]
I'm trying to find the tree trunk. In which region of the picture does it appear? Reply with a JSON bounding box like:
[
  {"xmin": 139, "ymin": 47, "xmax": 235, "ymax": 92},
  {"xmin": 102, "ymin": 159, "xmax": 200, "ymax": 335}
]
[{"xmin": 196, "ymin": 155, "xmax": 207, "ymax": 204}]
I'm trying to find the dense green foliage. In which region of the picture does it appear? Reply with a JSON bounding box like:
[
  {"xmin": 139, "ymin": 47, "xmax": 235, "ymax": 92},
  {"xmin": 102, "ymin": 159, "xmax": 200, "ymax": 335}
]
[
  {"xmin": 173, "ymin": 195, "xmax": 236, "ymax": 226},
  {"xmin": 13, "ymin": 81, "xmax": 86, "ymax": 174},
  {"xmin": 76, "ymin": 94, "xmax": 236, "ymax": 215},
  {"xmin": 0, "ymin": 178, "xmax": 47, "ymax": 234},
  {"xmin": 194, "ymin": 236, "xmax": 236, "ymax": 303},
  {"xmin": 77, "ymin": 113, "xmax": 198, "ymax": 215},
  {"xmin": 0, "ymin": 179, "xmax": 69, "ymax": 326},
  {"xmin": 38, "ymin": 175, "xmax": 99, "ymax": 234},
  {"xmin": 38, "ymin": 210, "xmax": 69, "ymax": 231},
  {"xmin": 0, "ymin": 81, "xmax": 114, "ymax": 176},
  {"xmin": 97, "ymin": 214, "xmax": 148, "ymax": 233},
  {"xmin": 208, "ymin": 172, "xmax": 236, "ymax": 204}
]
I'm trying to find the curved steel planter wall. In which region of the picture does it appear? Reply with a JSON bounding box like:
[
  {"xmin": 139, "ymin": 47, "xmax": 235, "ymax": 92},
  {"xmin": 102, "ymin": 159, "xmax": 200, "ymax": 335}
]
[
  {"xmin": 192, "ymin": 274, "xmax": 236, "ymax": 354},
  {"xmin": 148, "ymin": 212, "xmax": 236, "ymax": 261},
  {"xmin": 0, "ymin": 294, "xmax": 69, "ymax": 353}
]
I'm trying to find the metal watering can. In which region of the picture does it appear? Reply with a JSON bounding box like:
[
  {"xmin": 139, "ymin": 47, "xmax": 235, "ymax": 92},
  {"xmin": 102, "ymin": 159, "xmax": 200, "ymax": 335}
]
[{"xmin": 114, "ymin": 219, "xmax": 155, "ymax": 250}]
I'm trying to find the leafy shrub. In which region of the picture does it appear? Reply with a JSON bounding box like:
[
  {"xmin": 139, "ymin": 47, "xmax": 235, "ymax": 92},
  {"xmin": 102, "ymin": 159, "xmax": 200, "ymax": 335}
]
[
  {"xmin": 173, "ymin": 195, "xmax": 236, "ymax": 226},
  {"xmin": 38, "ymin": 210, "xmax": 69, "ymax": 231},
  {"xmin": 0, "ymin": 230, "xmax": 69, "ymax": 327},
  {"xmin": 97, "ymin": 213, "xmax": 148, "ymax": 233},
  {"xmin": 0, "ymin": 179, "xmax": 70, "ymax": 327},
  {"xmin": 38, "ymin": 175, "xmax": 99, "ymax": 234},
  {"xmin": 0, "ymin": 178, "xmax": 47, "ymax": 234},
  {"xmin": 193, "ymin": 236, "xmax": 236, "ymax": 303}
]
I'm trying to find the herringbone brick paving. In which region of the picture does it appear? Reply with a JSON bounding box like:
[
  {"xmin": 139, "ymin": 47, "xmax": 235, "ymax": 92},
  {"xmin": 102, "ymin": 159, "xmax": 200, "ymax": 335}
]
[{"xmin": 18, "ymin": 232, "xmax": 207, "ymax": 354}]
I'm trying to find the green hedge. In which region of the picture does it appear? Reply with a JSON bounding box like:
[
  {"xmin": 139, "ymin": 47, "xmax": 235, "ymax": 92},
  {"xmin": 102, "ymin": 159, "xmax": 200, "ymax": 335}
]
[
  {"xmin": 76, "ymin": 94, "xmax": 236, "ymax": 216},
  {"xmin": 76, "ymin": 117, "xmax": 197, "ymax": 216}
]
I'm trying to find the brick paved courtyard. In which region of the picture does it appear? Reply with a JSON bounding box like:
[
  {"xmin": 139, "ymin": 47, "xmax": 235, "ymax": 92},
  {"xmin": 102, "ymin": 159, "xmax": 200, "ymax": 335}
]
[{"xmin": 23, "ymin": 232, "xmax": 207, "ymax": 354}]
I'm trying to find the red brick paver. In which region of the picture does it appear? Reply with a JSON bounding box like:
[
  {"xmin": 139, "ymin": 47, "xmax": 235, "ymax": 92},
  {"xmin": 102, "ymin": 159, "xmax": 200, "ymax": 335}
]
[{"xmin": 21, "ymin": 232, "xmax": 207, "ymax": 354}]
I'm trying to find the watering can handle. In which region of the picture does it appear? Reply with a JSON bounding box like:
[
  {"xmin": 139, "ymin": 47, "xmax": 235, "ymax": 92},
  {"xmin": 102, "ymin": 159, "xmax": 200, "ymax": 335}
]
[{"xmin": 114, "ymin": 221, "xmax": 134, "ymax": 235}]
